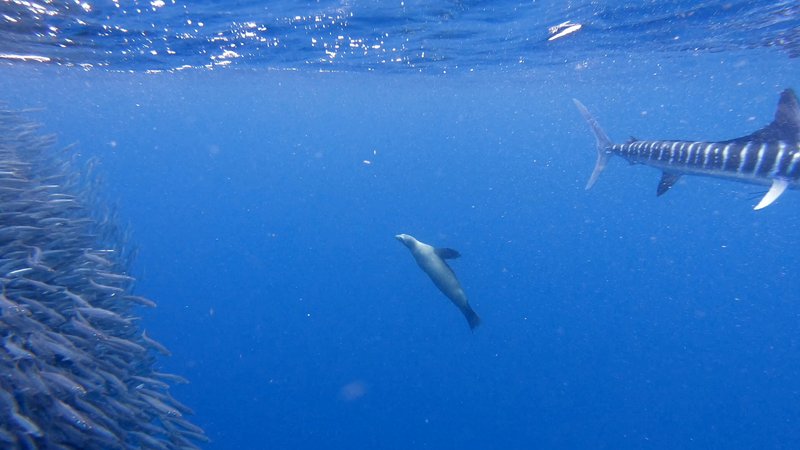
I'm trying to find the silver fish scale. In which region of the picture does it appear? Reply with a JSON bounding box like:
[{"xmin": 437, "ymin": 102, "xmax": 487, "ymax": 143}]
[{"xmin": 0, "ymin": 107, "xmax": 207, "ymax": 449}]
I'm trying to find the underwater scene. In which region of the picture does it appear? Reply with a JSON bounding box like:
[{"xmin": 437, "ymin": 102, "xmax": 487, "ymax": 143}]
[{"xmin": 0, "ymin": 1, "xmax": 799, "ymax": 449}]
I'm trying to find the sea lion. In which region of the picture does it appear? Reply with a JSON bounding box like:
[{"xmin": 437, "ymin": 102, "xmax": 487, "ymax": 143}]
[{"xmin": 395, "ymin": 234, "xmax": 481, "ymax": 330}]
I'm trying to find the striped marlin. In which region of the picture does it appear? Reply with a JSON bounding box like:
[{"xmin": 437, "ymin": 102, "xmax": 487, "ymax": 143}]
[{"xmin": 573, "ymin": 89, "xmax": 800, "ymax": 210}]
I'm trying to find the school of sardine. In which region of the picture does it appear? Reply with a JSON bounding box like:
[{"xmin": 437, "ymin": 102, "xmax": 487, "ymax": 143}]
[{"xmin": 0, "ymin": 107, "xmax": 206, "ymax": 449}]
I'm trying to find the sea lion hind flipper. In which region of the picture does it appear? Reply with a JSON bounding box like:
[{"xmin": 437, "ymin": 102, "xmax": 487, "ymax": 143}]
[{"xmin": 462, "ymin": 306, "xmax": 481, "ymax": 330}]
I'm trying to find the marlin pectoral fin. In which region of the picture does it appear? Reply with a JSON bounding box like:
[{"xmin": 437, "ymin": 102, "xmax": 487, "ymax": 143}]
[
  {"xmin": 656, "ymin": 172, "xmax": 681, "ymax": 196},
  {"xmin": 754, "ymin": 179, "xmax": 789, "ymax": 210},
  {"xmin": 435, "ymin": 248, "xmax": 461, "ymax": 259}
]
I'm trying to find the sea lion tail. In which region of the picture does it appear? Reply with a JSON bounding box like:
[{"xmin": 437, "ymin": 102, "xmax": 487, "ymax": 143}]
[{"xmin": 462, "ymin": 306, "xmax": 481, "ymax": 330}]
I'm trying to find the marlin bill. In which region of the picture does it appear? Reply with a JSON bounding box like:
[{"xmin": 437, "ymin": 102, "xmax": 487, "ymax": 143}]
[{"xmin": 573, "ymin": 89, "xmax": 800, "ymax": 210}]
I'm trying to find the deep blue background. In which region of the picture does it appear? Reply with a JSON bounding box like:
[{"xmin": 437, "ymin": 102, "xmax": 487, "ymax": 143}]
[{"xmin": 1, "ymin": 50, "xmax": 799, "ymax": 449}]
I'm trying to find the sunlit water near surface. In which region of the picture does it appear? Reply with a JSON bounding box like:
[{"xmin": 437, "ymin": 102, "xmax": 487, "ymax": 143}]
[
  {"xmin": 1, "ymin": 1, "xmax": 800, "ymax": 449},
  {"xmin": 1, "ymin": 0, "xmax": 799, "ymax": 72}
]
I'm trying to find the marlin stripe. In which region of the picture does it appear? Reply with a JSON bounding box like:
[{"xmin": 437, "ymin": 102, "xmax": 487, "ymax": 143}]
[
  {"xmin": 742, "ymin": 143, "xmax": 761, "ymax": 174},
  {"xmin": 780, "ymin": 145, "xmax": 796, "ymax": 176},
  {"xmin": 690, "ymin": 145, "xmax": 698, "ymax": 166},
  {"xmin": 687, "ymin": 144, "xmax": 703, "ymax": 166},
  {"xmin": 687, "ymin": 143, "xmax": 697, "ymax": 167},
  {"xmin": 788, "ymin": 152, "xmax": 800, "ymax": 178},
  {"xmin": 738, "ymin": 142, "xmax": 751, "ymax": 173},
  {"xmin": 752, "ymin": 143, "xmax": 766, "ymax": 175},
  {"xmin": 670, "ymin": 143, "xmax": 679, "ymax": 164},
  {"xmin": 712, "ymin": 144, "xmax": 723, "ymax": 169},
  {"xmin": 707, "ymin": 144, "xmax": 719, "ymax": 169},
  {"xmin": 709, "ymin": 144, "xmax": 720, "ymax": 168},
  {"xmin": 695, "ymin": 144, "xmax": 707, "ymax": 167},
  {"xmin": 679, "ymin": 143, "xmax": 691, "ymax": 164},
  {"xmin": 757, "ymin": 143, "xmax": 778, "ymax": 176},
  {"xmin": 700, "ymin": 143, "xmax": 710, "ymax": 168},
  {"xmin": 786, "ymin": 147, "xmax": 798, "ymax": 176},
  {"xmin": 723, "ymin": 143, "xmax": 737, "ymax": 172},
  {"xmin": 722, "ymin": 144, "xmax": 731, "ymax": 170},
  {"xmin": 652, "ymin": 142, "xmax": 663, "ymax": 161},
  {"xmin": 771, "ymin": 141, "xmax": 787, "ymax": 177},
  {"xmin": 692, "ymin": 143, "xmax": 702, "ymax": 164},
  {"xmin": 668, "ymin": 142, "xmax": 678, "ymax": 162}
]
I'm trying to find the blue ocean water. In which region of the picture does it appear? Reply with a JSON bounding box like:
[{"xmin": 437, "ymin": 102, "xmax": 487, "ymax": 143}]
[{"xmin": 1, "ymin": 1, "xmax": 800, "ymax": 449}]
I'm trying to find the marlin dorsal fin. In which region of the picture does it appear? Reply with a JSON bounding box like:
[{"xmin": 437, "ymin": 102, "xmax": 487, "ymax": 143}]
[
  {"xmin": 772, "ymin": 89, "xmax": 800, "ymax": 140},
  {"xmin": 435, "ymin": 248, "xmax": 460, "ymax": 259},
  {"xmin": 734, "ymin": 89, "xmax": 800, "ymax": 143}
]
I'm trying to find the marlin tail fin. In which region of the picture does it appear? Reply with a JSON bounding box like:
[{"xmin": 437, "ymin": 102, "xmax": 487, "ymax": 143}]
[{"xmin": 573, "ymin": 99, "xmax": 613, "ymax": 190}]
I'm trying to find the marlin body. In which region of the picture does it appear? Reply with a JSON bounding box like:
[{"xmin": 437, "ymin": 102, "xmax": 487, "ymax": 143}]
[{"xmin": 574, "ymin": 89, "xmax": 800, "ymax": 210}]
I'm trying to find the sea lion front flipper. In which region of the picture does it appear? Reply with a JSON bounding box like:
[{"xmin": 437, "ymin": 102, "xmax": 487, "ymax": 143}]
[{"xmin": 435, "ymin": 248, "xmax": 460, "ymax": 259}]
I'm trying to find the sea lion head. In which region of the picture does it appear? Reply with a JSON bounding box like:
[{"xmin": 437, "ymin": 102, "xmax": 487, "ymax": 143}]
[{"xmin": 395, "ymin": 233, "xmax": 417, "ymax": 249}]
